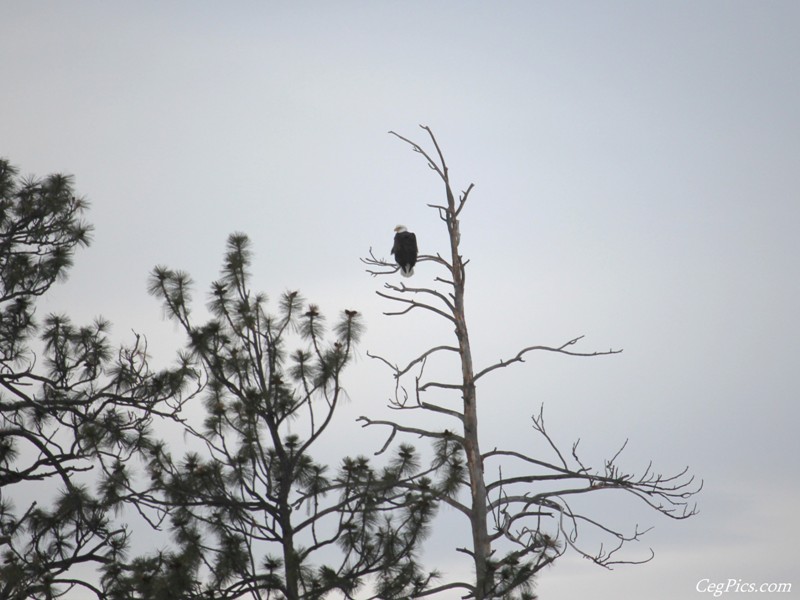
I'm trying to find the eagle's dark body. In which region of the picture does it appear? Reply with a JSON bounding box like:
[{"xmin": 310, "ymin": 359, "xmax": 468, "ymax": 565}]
[{"xmin": 391, "ymin": 226, "xmax": 417, "ymax": 277}]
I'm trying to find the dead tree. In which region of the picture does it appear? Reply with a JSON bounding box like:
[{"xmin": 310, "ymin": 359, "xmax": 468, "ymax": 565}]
[{"xmin": 360, "ymin": 126, "xmax": 701, "ymax": 599}]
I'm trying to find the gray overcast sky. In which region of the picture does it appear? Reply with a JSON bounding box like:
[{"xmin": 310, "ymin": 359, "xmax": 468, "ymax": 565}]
[{"xmin": 2, "ymin": 2, "xmax": 799, "ymax": 598}]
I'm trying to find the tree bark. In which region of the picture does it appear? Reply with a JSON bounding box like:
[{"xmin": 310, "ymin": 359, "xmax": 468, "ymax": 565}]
[{"xmin": 446, "ymin": 185, "xmax": 491, "ymax": 599}]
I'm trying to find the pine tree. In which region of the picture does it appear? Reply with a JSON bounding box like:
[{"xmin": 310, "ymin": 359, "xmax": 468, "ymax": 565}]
[
  {"xmin": 0, "ymin": 159, "xmax": 186, "ymax": 600},
  {"xmin": 120, "ymin": 233, "xmax": 437, "ymax": 599}
]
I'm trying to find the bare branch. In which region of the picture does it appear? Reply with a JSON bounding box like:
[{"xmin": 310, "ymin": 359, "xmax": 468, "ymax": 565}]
[
  {"xmin": 376, "ymin": 290, "xmax": 456, "ymax": 323},
  {"xmin": 475, "ymin": 335, "xmax": 623, "ymax": 381},
  {"xmin": 414, "ymin": 580, "xmax": 475, "ymax": 598},
  {"xmin": 421, "ymin": 125, "xmax": 450, "ymax": 183},
  {"xmin": 369, "ymin": 345, "xmax": 458, "ymax": 379},
  {"xmin": 418, "ymin": 380, "xmax": 465, "ymax": 392},
  {"xmin": 455, "ymin": 183, "xmax": 475, "ymax": 217},
  {"xmin": 531, "ymin": 405, "xmax": 569, "ymax": 469},
  {"xmin": 360, "ymin": 246, "xmax": 401, "ymax": 277},
  {"xmin": 389, "ymin": 128, "xmax": 446, "ymax": 181},
  {"xmin": 357, "ymin": 416, "xmax": 460, "ymax": 444}
]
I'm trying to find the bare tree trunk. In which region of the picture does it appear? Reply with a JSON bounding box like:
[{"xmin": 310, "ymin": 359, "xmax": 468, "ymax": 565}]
[{"xmin": 445, "ymin": 183, "xmax": 492, "ymax": 598}]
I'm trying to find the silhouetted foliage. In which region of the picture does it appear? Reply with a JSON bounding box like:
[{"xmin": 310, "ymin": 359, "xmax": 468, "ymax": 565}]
[
  {"xmin": 0, "ymin": 159, "xmax": 187, "ymax": 600},
  {"xmin": 109, "ymin": 233, "xmax": 437, "ymax": 599},
  {"xmin": 2, "ymin": 129, "xmax": 701, "ymax": 600}
]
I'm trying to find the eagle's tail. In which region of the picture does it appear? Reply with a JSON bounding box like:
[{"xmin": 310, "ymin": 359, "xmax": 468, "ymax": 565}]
[{"xmin": 401, "ymin": 266, "xmax": 414, "ymax": 277}]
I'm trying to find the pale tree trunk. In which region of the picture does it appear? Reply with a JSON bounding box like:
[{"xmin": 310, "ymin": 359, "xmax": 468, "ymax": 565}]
[{"xmin": 446, "ymin": 184, "xmax": 492, "ymax": 599}]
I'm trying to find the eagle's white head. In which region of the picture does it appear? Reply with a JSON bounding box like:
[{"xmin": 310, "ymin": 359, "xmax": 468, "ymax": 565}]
[{"xmin": 394, "ymin": 225, "xmax": 407, "ymax": 233}]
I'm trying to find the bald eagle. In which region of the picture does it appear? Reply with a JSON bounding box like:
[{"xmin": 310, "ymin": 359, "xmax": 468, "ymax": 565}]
[{"xmin": 391, "ymin": 225, "xmax": 417, "ymax": 277}]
